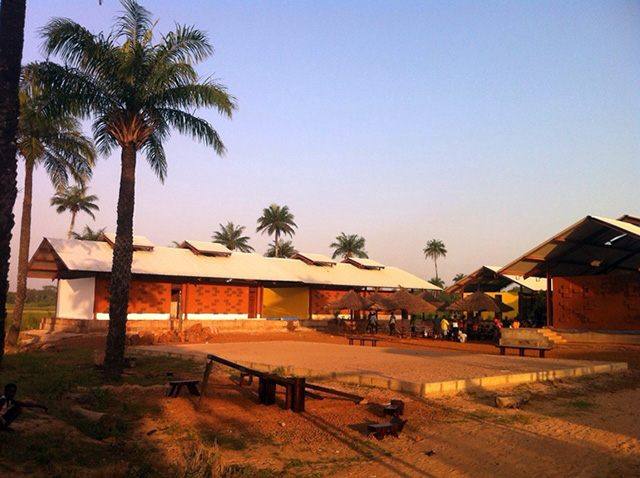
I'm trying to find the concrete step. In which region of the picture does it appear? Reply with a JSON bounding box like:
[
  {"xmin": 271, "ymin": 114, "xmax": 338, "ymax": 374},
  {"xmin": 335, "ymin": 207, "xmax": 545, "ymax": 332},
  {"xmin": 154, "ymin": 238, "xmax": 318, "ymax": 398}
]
[{"xmin": 540, "ymin": 328, "xmax": 568, "ymax": 344}]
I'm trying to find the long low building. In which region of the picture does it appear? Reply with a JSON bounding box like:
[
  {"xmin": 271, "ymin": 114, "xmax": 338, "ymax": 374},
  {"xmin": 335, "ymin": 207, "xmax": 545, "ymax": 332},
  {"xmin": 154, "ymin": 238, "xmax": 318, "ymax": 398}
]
[{"xmin": 28, "ymin": 235, "xmax": 438, "ymax": 322}]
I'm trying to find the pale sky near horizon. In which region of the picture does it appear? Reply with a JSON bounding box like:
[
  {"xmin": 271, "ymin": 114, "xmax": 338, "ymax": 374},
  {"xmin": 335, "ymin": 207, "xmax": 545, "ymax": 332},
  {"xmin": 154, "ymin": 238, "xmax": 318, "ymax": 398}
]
[{"xmin": 9, "ymin": 0, "xmax": 640, "ymax": 291}]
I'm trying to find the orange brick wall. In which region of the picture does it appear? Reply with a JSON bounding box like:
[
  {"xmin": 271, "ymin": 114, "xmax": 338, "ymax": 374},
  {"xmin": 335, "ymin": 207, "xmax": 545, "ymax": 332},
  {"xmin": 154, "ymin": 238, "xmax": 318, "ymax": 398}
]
[
  {"xmin": 94, "ymin": 278, "xmax": 171, "ymax": 314},
  {"xmin": 553, "ymin": 274, "xmax": 640, "ymax": 331},
  {"xmin": 184, "ymin": 284, "xmax": 249, "ymax": 315}
]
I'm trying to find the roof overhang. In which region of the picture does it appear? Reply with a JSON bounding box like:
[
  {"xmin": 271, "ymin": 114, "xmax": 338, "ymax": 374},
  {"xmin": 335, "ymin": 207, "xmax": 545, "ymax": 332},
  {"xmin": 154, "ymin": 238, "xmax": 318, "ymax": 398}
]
[
  {"xmin": 499, "ymin": 215, "xmax": 640, "ymax": 278},
  {"xmin": 27, "ymin": 238, "xmax": 67, "ymax": 279}
]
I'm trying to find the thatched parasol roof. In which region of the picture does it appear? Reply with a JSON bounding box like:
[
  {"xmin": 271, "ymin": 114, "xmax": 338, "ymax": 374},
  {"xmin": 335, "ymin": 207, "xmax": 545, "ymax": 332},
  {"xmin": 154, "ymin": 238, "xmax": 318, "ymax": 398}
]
[
  {"xmin": 366, "ymin": 292, "xmax": 393, "ymax": 311},
  {"xmin": 418, "ymin": 290, "xmax": 445, "ymax": 308},
  {"xmin": 324, "ymin": 290, "xmax": 372, "ymax": 310},
  {"xmin": 447, "ymin": 290, "xmax": 514, "ymax": 313},
  {"xmin": 385, "ymin": 288, "xmax": 438, "ymax": 313}
]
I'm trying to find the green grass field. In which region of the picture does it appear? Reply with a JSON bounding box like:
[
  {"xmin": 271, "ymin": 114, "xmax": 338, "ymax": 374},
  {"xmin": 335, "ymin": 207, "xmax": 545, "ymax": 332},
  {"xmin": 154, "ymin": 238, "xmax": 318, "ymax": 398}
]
[{"xmin": 4, "ymin": 304, "xmax": 54, "ymax": 331}]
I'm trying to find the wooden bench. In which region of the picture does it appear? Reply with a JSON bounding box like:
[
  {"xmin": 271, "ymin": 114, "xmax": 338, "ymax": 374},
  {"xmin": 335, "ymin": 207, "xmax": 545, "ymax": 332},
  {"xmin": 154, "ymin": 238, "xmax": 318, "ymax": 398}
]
[
  {"xmin": 239, "ymin": 371, "xmax": 254, "ymax": 386},
  {"xmin": 347, "ymin": 336, "xmax": 379, "ymax": 346},
  {"xmin": 367, "ymin": 418, "xmax": 407, "ymax": 440},
  {"xmin": 384, "ymin": 399, "xmax": 404, "ymax": 418},
  {"xmin": 496, "ymin": 345, "xmax": 552, "ymax": 358},
  {"xmin": 167, "ymin": 380, "xmax": 200, "ymax": 398}
]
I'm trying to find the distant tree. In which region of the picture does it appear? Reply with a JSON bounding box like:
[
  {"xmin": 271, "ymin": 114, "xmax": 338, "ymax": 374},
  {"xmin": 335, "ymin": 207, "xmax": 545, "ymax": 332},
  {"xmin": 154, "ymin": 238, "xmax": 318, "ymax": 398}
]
[
  {"xmin": 330, "ymin": 232, "xmax": 368, "ymax": 260},
  {"xmin": 423, "ymin": 239, "xmax": 447, "ymax": 281},
  {"xmin": 50, "ymin": 185, "xmax": 99, "ymax": 238},
  {"xmin": 429, "ymin": 277, "xmax": 445, "ymax": 289},
  {"xmin": 265, "ymin": 240, "xmax": 297, "ymax": 258},
  {"xmin": 8, "ymin": 65, "xmax": 95, "ymax": 345},
  {"xmin": 453, "ymin": 273, "xmax": 466, "ymax": 283},
  {"xmin": 212, "ymin": 222, "xmax": 254, "ymax": 252},
  {"xmin": 256, "ymin": 204, "xmax": 297, "ymax": 258},
  {"xmin": 71, "ymin": 225, "xmax": 106, "ymax": 241}
]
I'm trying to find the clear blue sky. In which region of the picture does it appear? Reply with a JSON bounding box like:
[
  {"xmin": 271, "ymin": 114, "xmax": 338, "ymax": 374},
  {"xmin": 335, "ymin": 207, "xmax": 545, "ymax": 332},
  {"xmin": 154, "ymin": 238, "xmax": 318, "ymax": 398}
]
[{"xmin": 11, "ymin": 0, "xmax": 640, "ymax": 290}]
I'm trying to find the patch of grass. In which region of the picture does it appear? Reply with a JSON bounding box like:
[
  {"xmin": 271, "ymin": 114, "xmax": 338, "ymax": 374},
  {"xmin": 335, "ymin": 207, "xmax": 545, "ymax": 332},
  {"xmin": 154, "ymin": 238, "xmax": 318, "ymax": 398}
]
[
  {"xmin": 271, "ymin": 366, "xmax": 286, "ymax": 376},
  {"xmin": 496, "ymin": 413, "xmax": 533, "ymax": 425},
  {"xmin": 467, "ymin": 409, "xmax": 494, "ymax": 420},
  {"xmin": 200, "ymin": 430, "xmax": 248, "ymax": 451}
]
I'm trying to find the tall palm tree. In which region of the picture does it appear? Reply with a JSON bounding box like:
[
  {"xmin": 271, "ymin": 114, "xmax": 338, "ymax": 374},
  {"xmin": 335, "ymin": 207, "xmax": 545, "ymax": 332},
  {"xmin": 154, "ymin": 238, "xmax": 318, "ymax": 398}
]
[
  {"xmin": 256, "ymin": 204, "xmax": 297, "ymax": 258},
  {"xmin": 71, "ymin": 225, "xmax": 106, "ymax": 241},
  {"xmin": 330, "ymin": 232, "xmax": 368, "ymax": 260},
  {"xmin": 51, "ymin": 185, "xmax": 100, "ymax": 239},
  {"xmin": 423, "ymin": 239, "xmax": 447, "ymax": 281},
  {"xmin": 38, "ymin": 0, "xmax": 236, "ymax": 378},
  {"xmin": 8, "ymin": 66, "xmax": 96, "ymax": 345},
  {"xmin": 0, "ymin": 0, "xmax": 27, "ymax": 367},
  {"xmin": 212, "ymin": 222, "xmax": 254, "ymax": 252},
  {"xmin": 265, "ymin": 240, "xmax": 297, "ymax": 258}
]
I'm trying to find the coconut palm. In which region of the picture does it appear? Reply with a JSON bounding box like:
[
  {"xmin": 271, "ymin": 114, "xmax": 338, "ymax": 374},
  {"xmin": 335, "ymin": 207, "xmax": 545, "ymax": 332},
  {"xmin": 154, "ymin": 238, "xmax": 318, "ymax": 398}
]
[
  {"xmin": 423, "ymin": 239, "xmax": 447, "ymax": 281},
  {"xmin": 38, "ymin": 0, "xmax": 236, "ymax": 378},
  {"xmin": 7, "ymin": 66, "xmax": 96, "ymax": 345},
  {"xmin": 212, "ymin": 222, "xmax": 254, "ymax": 252},
  {"xmin": 0, "ymin": 0, "xmax": 27, "ymax": 367},
  {"xmin": 256, "ymin": 204, "xmax": 297, "ymax": 258},
  {"xmin": 429, "ymin": 277, "xmax": 445, "ymax": 289},
  {"xmin": 51, "ymin": 185, "xmax": 99, "ymax": 239},
  {"xmin": 330, "ymin": 232, "xmax": 368, "ymax": 260},
  {"xmin": 265, "ymin": 240, "xmax": 297, "ymax": 258},
  {"xmin": 71, "ymin": 225, "xmax": 106, "ymax": 241},
  {"xmin": 453, "ymin": 273, "xmax": 466, "ymax": 283}
]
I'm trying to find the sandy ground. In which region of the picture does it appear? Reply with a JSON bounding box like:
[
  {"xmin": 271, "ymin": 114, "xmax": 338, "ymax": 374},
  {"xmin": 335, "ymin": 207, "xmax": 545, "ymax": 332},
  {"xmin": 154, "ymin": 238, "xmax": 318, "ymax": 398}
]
[
  {"xmin": 17, "ymin": 330, "xmax": 640, "ymax": 477},
  {"xmin": 135, "ymin": 340, "xmax": 623, "ymax": 386}
]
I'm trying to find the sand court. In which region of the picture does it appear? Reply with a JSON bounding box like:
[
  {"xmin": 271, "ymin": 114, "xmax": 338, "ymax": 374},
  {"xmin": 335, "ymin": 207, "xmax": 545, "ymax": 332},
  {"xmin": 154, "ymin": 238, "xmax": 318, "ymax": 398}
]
[{"xmin": 133, "ymin": 341, "xmax": 627, "ymax": 396}]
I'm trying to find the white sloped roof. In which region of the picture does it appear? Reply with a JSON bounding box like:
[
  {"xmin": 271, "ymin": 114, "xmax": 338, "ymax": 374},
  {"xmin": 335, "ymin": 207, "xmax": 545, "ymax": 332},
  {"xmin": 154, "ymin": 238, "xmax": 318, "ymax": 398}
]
[
  {"xmin": 444, "ymin": 265, "xmax": 547, "ymax": 293},
  {"xmin": 28, "ymin": 237, "xmax": 440, "ymax": 291},
  {"xmin": 180, "ymin": 240, "xmax": 232, "ymax": 256},
  {"xmin": 499, "ymin": 215, "xmax": 640, "ymax": 278}
]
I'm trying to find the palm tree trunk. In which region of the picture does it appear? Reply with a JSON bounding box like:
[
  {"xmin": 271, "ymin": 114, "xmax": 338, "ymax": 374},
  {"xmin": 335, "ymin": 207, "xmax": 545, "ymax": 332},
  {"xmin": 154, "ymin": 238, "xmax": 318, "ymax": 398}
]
[
  {"xmin": 7, "ymin": 161, "xmax": 33, "ymax": 345},
  {"xmin": 434, "ymin": 259, "xmax": 439, "ymax": 281},
  {"xmin": 0, "ymin": 0, "xmax": 26, "ymax": 367},
  {"xmin": 68, "ymin": 209, "xmax": 77, "ymax": 239},
  {"xmin": 104, "ymin": 144, "xmax": 137, "ymax": 380},
  {"xmin": 274, "ymin": 230, "xmax": 280, "ymax": 258}
]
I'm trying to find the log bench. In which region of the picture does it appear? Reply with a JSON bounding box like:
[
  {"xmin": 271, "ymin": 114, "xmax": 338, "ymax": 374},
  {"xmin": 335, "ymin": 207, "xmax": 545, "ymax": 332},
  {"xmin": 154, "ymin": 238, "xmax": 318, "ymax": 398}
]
[
  {"xmin": 367, "ymin": 419, "xmax": 407, "ymax": 440},
  {"xmin": 496, "ymin": 345, "xmax": 552, "ymax": 358},
  {"xmin": 347, "ymin": 336, "xmax": 379, "ymax": 346},
  {"xmin": 167, "ymin": 380, "xmax": 201, "ymax": 398},
  {"xmin": 384, "ymin": 399, "xmax": 404, "ymax": 418}
]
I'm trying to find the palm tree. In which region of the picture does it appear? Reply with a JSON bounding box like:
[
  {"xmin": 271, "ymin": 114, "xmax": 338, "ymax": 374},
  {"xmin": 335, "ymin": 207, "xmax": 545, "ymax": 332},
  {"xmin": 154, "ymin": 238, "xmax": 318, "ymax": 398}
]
[
  {"xmin": 429, "ymin": 277, "xmax": 445, "ymax": 289},
  {"xmin": 212, "ymin": 222, "xmax": 254, "ymax": 252},
  {"xmin": 8, "ymin": 66, "xmax": 96, "ymax": 345},
  {"xmin": 423, "ymin": 239, "xmax": 447, "ymax": 281},
  {"xmin": 0, "ymin": 0, "xmax": 27, "ymax": 367},
  {"xmin": 38, "ymin": 0, "xmax": 236, "ymax": 378},
  {"xmin": 453, "ymin": 273, "xmax": 466, "ymax": 283},
  {"xmin": 51, "ymin": 185, "xmax": 100, "ymax": 239},
  {"xmin": 265, "ymin": 240, "xmax": 297, "ymax": 258},
  {"xmin": 71, "ymin": 225, "xmax": 106, "ymax": 240},
  {"xmin": 256, "ymin": 204, "xmax": 297, "ymax": 258},
  {"xmin": 330, "ymin": 232, "xmax": 368, "ymax": 260}
]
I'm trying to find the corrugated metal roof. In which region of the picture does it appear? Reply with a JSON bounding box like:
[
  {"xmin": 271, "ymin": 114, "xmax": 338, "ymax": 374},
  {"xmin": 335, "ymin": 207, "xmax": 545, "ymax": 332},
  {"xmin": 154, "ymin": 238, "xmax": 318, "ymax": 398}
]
[
  {"xmin": 499, "ymin": 215, "xmax": 640, "ymax": 278},
  {"xmin": 292, "ymin": 252, "xmax": 336, "ymax": 266},
  {"xmin": 100, "ymin": 233, "xmax": 155, "ymax": 250},
  {"xmin": 444, "ymin": 265, "xmax": 547, "ymax": 293},
  {"xmin": 29, "ymin": 237, "xmax": 440, "ymax": 291},
  {"xmin": 180, "ymin": 240, "xmax": 232, "ymax": 256},
  {"xmin": 342, "ymin": 257, "xmax": 385, "ymax": 269}
]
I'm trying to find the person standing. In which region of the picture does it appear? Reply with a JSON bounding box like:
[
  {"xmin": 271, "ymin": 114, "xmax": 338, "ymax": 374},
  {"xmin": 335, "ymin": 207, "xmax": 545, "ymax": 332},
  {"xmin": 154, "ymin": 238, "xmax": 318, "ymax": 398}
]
[
  {"xmin": 440, "ymin": 317, "xmax": 450, "ymax": 340},
  {"xmin": 388, "ymin": 312, "xmax": 397, "ymax": 336}
]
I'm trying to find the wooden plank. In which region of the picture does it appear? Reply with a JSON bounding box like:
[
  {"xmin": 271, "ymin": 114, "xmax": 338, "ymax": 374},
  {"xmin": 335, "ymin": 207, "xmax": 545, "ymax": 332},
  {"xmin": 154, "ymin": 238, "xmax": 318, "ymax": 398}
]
[{"xmin": 305, "ymin": 383, "xmax": 363, "ymax": 402}]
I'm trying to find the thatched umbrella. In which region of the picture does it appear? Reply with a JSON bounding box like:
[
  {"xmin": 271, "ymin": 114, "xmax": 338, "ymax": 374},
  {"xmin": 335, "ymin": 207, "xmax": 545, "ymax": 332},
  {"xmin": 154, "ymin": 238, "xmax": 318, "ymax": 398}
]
[
  {"xmin": 325, "ymin": 290, "xmax": 372, "ymax": 311},
  {"xmin": 418, "ymin": 290, "xmax": 445, "ymax": 309},
  {"xmin": 386, "ymin": 288, "xmax": 438, "ymax": 314},
  {"xmin": 366, "ymin": 292, "xmax": 393, "ymax": 311},
  {"xmin": 447, "ymin": 290, "xmax": 514, "ymax": 313}
]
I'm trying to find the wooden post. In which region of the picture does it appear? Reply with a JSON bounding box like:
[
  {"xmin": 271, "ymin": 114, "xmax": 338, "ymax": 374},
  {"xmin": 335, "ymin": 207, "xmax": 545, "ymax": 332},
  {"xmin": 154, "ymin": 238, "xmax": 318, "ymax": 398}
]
[
  {"xmin": 546, "ymin": 266, "xmax": 553, "ymax": 327},
  {"xmin": 292, "ymin": 377, "xmax": 306, "ymax": 413},
  {"xmin": 197, "ymin": 358, "xmax": 215, "ymax": 410}
]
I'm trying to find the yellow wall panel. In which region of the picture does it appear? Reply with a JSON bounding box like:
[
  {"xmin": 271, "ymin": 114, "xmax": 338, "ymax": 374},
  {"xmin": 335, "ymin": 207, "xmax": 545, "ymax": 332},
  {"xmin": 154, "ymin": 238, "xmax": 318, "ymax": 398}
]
[{"xmin": 263, "ymin": 287, "xmax": 309, "ymax": 319}]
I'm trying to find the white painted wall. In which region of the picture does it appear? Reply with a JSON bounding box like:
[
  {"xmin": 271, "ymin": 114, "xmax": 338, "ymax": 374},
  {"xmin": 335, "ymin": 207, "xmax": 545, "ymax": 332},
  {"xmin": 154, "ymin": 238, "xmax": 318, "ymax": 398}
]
[
  {"xmin": 95, "ymin": 313, "xmax": 170, "ymax": 321},
  {"xmin": 56, "ymin": 278, "xmax": 95, "ymax": 320}
]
